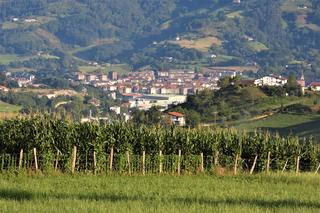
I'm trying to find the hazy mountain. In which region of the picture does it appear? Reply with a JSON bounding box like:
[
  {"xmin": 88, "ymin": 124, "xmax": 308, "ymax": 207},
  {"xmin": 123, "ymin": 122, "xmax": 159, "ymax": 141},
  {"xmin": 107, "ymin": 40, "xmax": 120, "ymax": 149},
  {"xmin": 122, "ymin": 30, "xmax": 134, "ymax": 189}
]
[{"xmin": 0, "ymin": 0, "xmax": 319, "ymax": 77}]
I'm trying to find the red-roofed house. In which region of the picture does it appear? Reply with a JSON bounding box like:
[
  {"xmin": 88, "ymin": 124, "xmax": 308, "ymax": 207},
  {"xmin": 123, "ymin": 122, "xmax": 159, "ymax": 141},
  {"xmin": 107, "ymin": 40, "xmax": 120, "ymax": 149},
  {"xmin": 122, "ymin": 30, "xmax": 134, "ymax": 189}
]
[
  {"xmin": 88, "ymin": 98, "xmax": 101, "ymax": 107},
  {"xmin": 310, "ymin": 82, "xmax": 320, "ymax": 91},
  {"xmin": 0, "ymin": 86, "xmax": 9, "ymax": 92},
  {"xmin": 168, "ymin": 112, "xmax": 186, "ymax": 126}
]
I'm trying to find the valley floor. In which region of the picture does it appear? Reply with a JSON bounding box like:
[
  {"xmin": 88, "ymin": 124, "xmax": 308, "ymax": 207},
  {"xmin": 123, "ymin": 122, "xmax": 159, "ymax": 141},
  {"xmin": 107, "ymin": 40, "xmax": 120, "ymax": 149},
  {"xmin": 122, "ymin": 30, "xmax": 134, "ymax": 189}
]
[{"xmin": 0, "ymin": 174, "xmax": 319, "ymax": 212}]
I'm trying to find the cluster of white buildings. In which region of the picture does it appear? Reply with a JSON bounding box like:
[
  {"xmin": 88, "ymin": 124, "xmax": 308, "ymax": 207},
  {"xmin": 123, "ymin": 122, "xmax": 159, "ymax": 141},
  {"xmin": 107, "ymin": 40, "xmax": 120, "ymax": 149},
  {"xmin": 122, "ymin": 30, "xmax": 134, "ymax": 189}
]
[
  {"xmin": 10, "ymin": 17, "xmax": 37, "ymax": 23},
  {"xmin": 254, "ymin": 74, "xmax": 288, "ymax": 87},
  {"xmin": 253, "ymin": 73, "xmax": 320, "ymax": 93},
  {"xmin": 6, "ymin": 72, "xmax": 36, "ymax": 88},
  {"xmin": 126, "ymin": 94, "xmax": 187, "ymax": 111},
  {"xmin": 75, "ymin": 68, "xmax": 242, "ymax": 96},
  {"xmin": 74, "ymin": 67, "xmax": 320, "ymax": 114},
  {"xmin": 74, "ymin": 68, "xmax": 243, "ymax": 111}
]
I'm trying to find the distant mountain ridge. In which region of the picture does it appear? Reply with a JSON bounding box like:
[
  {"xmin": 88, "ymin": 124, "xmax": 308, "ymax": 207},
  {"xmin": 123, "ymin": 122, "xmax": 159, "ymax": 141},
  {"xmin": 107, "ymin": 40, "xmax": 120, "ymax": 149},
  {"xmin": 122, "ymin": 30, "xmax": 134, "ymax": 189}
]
[{"xmin": 0, "ymin": 0, "xmax": 319, "ymax": 77}]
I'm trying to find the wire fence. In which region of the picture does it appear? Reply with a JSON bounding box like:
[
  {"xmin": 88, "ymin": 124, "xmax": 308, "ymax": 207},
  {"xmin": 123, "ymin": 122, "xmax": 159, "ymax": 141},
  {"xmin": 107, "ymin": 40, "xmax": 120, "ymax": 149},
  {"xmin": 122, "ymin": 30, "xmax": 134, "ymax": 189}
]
[{"xmin": 1, "ymin": 149, "xmax": 320, "ymax": 175}]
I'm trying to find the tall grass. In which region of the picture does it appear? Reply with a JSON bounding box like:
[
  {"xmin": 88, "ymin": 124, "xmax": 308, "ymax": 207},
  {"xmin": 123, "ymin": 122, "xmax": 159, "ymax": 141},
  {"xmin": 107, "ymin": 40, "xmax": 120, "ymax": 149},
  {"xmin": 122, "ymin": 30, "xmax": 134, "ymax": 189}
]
[{"xmin": 0, "ymin": 174, "xmax": 319, "ymax": 212}]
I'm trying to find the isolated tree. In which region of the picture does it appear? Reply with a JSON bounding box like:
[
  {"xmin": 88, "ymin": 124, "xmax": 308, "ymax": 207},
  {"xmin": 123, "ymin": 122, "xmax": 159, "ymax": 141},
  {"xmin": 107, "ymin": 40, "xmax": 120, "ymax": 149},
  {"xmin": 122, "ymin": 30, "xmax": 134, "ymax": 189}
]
[{"xmin": 186, "ymin": 110, "xmax": 201, "ymax": 128}]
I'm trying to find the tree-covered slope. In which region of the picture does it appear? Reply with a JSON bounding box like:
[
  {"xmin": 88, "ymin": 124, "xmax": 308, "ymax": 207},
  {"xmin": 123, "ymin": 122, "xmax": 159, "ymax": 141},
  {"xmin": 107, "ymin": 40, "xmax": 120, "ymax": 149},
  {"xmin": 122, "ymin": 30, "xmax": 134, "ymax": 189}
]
[{"xmin": 0, "ymin": 0, "xmax": 319, "ymax": 77}]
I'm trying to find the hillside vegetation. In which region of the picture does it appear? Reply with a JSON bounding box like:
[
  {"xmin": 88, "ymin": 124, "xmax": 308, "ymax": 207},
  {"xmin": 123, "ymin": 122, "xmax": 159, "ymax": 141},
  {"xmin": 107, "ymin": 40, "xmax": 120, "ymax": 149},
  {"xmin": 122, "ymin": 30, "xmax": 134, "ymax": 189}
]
[
  {"xmin": 170, "ymin": 75, "xmax": 320, "ymax": 139},
  {"xmin": 235, "ymin": 113, "xmax": 320, "ymax": 140},
  {"xmin": 0, "ymin": 0, "xmax": 319, "ymax": 77}
]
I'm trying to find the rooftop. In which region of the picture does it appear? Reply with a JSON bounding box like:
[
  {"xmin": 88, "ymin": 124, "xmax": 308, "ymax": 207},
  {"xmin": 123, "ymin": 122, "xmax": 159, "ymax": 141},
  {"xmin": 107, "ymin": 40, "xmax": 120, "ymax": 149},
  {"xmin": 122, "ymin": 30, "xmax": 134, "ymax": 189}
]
[
  {"xmin": 310, "ymin": 82, "xmax": 320, "ymax": 87},
  {"xmin": 168, "ymin": 111, "xmax": 185, "ymax": 117}
]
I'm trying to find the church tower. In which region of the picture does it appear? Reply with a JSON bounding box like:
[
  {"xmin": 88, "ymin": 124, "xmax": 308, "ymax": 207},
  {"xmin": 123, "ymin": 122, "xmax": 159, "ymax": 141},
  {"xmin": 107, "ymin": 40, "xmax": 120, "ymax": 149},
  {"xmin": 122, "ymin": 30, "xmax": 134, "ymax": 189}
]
[
  {"xmin": 301, "ymin": 70, "xmax": 305, "ymax": 81},
  {"xmin": 299, "ymin": 71, "xmax": 306, "ymax": 95}
]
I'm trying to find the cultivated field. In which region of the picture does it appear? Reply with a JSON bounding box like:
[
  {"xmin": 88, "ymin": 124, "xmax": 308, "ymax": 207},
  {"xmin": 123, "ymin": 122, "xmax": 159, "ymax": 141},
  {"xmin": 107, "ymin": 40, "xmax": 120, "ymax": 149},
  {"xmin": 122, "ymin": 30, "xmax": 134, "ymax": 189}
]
[
  {"xmin": 0, "ymin": 174, "xmax": 319, "ymax": 212},
  {"xmin": 170, "ymin": 36, "xmax": 222, "ymax": 52},
  {"xmin": 0, "ymin": 117, "xmax": 319, "ymax": 212}
]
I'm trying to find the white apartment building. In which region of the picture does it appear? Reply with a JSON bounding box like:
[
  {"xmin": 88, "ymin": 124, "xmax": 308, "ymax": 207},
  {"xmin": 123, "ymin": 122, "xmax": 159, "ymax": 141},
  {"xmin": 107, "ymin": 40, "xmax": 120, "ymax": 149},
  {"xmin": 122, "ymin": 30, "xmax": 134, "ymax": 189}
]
[{"xmin": 254, "ymin": 74, "xmax": 287, "ymax": 86}]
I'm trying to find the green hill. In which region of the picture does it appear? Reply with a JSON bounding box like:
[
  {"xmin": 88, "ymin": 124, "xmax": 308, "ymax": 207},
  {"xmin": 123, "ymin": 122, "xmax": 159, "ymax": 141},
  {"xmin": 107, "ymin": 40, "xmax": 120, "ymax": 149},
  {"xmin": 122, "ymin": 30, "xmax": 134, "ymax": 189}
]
[
  {"xmin": 170, "ymin": 76, "xmax": 320, "ymax": 139},
  {"xmin": 0, "ymin": 0, "xmax": 319, "ymax": 77},
  {"xmin": 234, "ymin": 113, "xmax": 320, "ymax": 141},
  {"xmin": 0, "ymin": 101, "xmax": 21, "ymax": 112}
]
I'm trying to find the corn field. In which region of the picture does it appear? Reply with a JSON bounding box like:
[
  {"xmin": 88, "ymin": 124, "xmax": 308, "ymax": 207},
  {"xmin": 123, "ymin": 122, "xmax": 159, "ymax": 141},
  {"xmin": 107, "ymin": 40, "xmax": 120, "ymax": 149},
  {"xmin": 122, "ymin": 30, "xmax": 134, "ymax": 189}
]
[{"xmin": 0, "ymin": 115, "xmax": 319, "ymax": 174}]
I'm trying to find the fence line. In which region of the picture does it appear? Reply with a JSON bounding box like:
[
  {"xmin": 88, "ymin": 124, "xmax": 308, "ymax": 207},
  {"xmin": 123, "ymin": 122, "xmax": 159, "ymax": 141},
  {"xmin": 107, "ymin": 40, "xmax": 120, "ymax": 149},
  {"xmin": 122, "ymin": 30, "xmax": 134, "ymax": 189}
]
[{"xmin": 0, "ymin": 148, "xmax": 319, "ymax": 175}]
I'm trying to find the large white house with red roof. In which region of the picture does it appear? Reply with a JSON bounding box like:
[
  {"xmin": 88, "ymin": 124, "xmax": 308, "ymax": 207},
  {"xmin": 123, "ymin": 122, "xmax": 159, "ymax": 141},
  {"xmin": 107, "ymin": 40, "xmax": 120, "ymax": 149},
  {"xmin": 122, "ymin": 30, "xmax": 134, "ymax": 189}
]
[{"xmin": 309, "ymin": 82, "xmax": 320, "ymax": 91}]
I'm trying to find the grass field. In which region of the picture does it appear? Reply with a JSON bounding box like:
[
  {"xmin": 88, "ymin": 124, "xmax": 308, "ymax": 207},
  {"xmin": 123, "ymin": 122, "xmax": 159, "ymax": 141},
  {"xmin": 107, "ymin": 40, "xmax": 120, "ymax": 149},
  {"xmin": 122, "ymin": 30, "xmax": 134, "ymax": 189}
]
[
  {"xmin": 281, "ymin": 0, "xmax": 311, "ymax": 13},
  {"xmin": 0, "ymin": 174, "xmax": 319, "ymax": 212},
  {"xmin": 235, "ymin": 113, "xmax": 320, "ymax": 140},
  {"xmin": 1, "ymin": 16, "xmax": 56, "ymax": 30},
  {"xmin": 204, "ymin": 66, "xmax": 259, "ymax": 73},
  {"xmin": 170, "ymin": 37, "xmax": 222, "ymax": 52},
  {"xmin": 247, "ymin": 41, "xmax": 268, "ymax": 52},
  {"xmin": 0, "ymin": 54, "xmax": 27, "ymax": 65},
  {"xmin": 78, "ymin": 64, "xmax": 130, "ymax": 75},
  {"xmin": 244, "ymin": 94, "xmax": 318, "ymax": 113},
  {"xmin": 0, "ymin": 101, "xmax": 21, "ymax": 113},
  {"xmin": 214, "ymin": 55, "xmax": 239, "ymax": 63},
  {"xmin": 0, "ymin": 54, "xmax": 59, "ymax": 65}
]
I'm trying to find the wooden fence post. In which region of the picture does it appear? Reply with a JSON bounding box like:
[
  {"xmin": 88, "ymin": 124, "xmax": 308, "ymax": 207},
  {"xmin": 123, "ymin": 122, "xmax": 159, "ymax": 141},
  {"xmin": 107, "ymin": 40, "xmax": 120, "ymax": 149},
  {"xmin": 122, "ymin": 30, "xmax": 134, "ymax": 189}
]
[
  {"xmin": 234, "ymin": 154, "xmax": 239, "ymax": 175},
  {"xmin": 109, "ymin": 147, "xmax": 114, "ymax": 172},
  {"xmin": 93, "ymin": 151, "xmax": 97, "ymax": 175},
  {"xmin": 200, "ymin": 153, "xmax": 204, "ymax": 173},
  {"xmin": 282, "ymin": 159, "xmax": 288, "ymax": 173},
  {"xmin": 33, "ymin": 148, "xmax": 38, "ymax": 172},
  {"xmin": 0, "ymin": 155, "xmax": 2, "ymax": 172},
  {"xmin": 315, "ymin": 163, "xmax": 320, "ymax": 175},
  {"xmin": 126, "ymin": 151, "xmax": 131, "ymax": 175},
  {"xmin": 250, "ymin": 155, "xmax": 258, "ymax": 175},
  {"xmin": 159, "ymin": 150, "xmax": 163, "ymax": 174},
  {"xmin": 214, "ymin": 150, "xmax": 219, "ymax": 166},
  {"xmin": 55, "ymin": 150, "xmax": 60, "ymax": 172},
  {"xmin": 71, "ymin": 146, "xmax": 77, "ymax": 174},
  {"xmin": 296, "ymin": 156, "xmax": 300, "ymax": 174},
  {"xmin": 266, "ymin": 151, "xmax": 271, "ymax": 174},
  {"xmin": 142, "ymin": 150, "xmax": 146, "ymax": 175},
  {"xmin": 178, "ymin": 150, "xmax": 181, "ymax": 175},
  {"xmin": 19, "ymin": 149, "xmax": 23, "ymax": 170}
]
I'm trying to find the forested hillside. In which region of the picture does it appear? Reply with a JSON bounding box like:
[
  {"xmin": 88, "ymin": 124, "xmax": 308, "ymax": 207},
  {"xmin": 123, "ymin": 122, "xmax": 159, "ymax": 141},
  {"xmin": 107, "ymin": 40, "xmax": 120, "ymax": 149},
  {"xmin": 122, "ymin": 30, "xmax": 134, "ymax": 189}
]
[{"xmin": 0, "ymin": 0, "xmax": 320, "ymax": 78}]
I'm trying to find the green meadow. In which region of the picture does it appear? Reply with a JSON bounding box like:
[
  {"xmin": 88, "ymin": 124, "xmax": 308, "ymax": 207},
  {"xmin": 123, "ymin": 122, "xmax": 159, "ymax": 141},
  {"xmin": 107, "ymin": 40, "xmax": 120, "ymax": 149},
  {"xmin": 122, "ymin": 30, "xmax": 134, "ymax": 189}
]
[
  {"xmin": 78, "ymin": 64, "xmax": 130, "ymax": 75},
  {"xmin": 0, "ymin": 101, "xmax": 21, "ymax": 113},
  {"xmin": 235, "ymin": 113, "xmax": 320, "ymax": 140},
  {"xmin": 0, "ymin": 174, "xmax": 319, "ymax": 212}
]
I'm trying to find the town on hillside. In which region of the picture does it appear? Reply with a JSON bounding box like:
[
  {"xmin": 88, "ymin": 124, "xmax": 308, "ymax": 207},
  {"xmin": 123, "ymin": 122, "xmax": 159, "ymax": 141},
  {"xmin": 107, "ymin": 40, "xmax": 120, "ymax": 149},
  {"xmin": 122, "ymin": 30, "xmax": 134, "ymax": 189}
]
[
  {"xmin": 0, "ymin": 65, "xmax": 320, "ymax": 125},
  {"xmin": 73, "ymin": 67, "xmax": 315, "ymax": 106}
]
